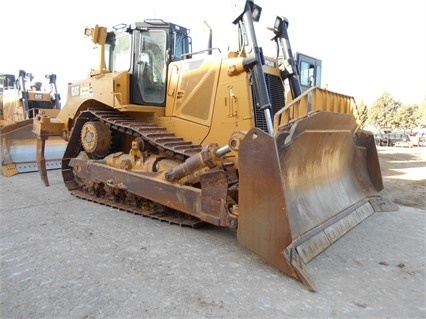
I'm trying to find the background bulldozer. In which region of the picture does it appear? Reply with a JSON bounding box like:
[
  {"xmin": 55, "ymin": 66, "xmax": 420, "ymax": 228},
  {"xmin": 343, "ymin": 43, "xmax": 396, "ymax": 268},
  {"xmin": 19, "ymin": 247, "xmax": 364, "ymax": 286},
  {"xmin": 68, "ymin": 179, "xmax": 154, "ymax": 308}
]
[
  {"xmin": 0, "ymin": 70, "xmax": 67, "ymax": 176},
  {"xmin": 33, "ymin": 0, "xmax": 396, "ymax": 290}
]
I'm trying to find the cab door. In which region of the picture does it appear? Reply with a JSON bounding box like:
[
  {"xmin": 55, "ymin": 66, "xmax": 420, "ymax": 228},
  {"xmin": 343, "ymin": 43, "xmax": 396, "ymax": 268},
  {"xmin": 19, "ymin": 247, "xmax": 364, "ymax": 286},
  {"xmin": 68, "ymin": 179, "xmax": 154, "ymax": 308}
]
[{"xmin": 132, "ymin": 30, "xmax": 167, "ymax": 106}]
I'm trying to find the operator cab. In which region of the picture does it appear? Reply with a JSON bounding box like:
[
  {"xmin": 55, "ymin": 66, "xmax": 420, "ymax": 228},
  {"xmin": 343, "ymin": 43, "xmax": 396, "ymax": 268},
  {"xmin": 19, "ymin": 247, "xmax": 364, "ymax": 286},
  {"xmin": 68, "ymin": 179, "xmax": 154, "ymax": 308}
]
[
  {"xmin": 104, "ymin": 20, "xmax": 191, "ymax": 106},
  {"xmin": 0, "ymin": 74, "xmax": 16, "ymax": 93},
  {"xmin": 295, "ymin": 52, "xmax": 322, "ymax": 91}
]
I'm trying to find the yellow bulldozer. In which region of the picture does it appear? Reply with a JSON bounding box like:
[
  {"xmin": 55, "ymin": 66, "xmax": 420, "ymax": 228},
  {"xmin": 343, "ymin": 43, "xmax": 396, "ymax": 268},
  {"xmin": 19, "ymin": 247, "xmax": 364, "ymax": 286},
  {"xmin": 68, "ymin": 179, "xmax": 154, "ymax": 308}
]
[
  {"xmin": 33, "ymin": 0, "xmax": 396, "ymax": 290},
  {"xmin": 0, "ymin": 70, "xmax": 67, "ymax": 176}
]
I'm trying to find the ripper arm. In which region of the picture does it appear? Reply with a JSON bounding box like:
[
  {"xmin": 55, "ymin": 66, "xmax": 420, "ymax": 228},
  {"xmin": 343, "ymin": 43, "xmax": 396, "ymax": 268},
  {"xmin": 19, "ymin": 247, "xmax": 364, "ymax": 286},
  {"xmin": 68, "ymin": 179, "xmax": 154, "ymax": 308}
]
[{"xmin": 33, "ymin": 115, "xmax": 66, "ymax": 186}]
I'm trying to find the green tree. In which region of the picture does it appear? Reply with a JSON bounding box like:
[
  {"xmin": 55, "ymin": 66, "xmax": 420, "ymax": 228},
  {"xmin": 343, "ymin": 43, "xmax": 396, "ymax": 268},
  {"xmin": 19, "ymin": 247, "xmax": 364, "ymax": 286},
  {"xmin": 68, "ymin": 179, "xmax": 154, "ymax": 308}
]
[
  {"xmin": 357, "ymin": 101, "xmax": 368, "ymax": 127},
  {"xmin": 394, "ymin": 104, "xmax": 420, "ymax": 129},
  {"xmin": 366, "ymin": 92, "xmax": 401, "ymax": 129},
  {"xmin": 418, "ymin": 97, "xmax": 426, "ymax": 125}
]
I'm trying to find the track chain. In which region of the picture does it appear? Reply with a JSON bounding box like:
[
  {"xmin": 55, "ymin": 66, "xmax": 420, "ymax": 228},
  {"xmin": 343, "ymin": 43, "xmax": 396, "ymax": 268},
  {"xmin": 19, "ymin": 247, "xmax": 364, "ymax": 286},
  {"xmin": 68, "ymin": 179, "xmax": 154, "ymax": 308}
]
[
  {"xmin": 85, "ymin": 109, "xmax": 203, "ymax": 159},
  {"xmin": 64, "ymin": 108, "xmax": 208, "ymax": 227},
  {"xmin": 70, "ymin": 189, "xmax": 206, "ymax": 228}
]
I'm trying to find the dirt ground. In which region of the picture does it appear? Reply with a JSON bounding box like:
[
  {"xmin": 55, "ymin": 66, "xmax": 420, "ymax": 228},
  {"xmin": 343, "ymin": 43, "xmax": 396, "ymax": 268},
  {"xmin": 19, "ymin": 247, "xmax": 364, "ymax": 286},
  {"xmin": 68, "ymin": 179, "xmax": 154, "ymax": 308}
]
[
  {"xmin": 377, "ymin": 146, "xmax": 426, "ymax": 210},
  {"xmin": 0, "ymin": 145, "xmax": 425, "ymax": 319}
]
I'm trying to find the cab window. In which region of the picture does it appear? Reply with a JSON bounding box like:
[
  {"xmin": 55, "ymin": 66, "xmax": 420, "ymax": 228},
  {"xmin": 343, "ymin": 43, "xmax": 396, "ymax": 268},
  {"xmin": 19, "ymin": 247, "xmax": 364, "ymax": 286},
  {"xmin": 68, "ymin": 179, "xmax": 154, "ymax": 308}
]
[
  {"xmin": 137, "ymin": 30, "xmax": 167, "ymax": 104},
  {"xmin": 300, "ymin": 61, "xmax": 315, "ymax": 87},
  {"xmin": 105, "ymin": 33, "xmax": 131, "ymax": 72}
]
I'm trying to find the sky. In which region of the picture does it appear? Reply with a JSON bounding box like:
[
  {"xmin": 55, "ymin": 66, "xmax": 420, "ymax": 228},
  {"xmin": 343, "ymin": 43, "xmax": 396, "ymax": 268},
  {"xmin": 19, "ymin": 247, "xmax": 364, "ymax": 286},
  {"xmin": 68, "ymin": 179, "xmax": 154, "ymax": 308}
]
[{"xmin": 2, "ymin": 0, "xmax": 425, "ymax": 107}]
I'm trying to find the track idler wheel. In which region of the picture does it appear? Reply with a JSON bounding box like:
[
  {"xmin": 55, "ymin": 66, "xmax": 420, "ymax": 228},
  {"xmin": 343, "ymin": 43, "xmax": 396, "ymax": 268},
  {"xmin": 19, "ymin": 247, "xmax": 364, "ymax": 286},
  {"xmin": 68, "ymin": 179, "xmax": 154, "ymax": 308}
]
[{"xmin": 81, "ymin": 121, "xmax": 111, "ymax": 158}]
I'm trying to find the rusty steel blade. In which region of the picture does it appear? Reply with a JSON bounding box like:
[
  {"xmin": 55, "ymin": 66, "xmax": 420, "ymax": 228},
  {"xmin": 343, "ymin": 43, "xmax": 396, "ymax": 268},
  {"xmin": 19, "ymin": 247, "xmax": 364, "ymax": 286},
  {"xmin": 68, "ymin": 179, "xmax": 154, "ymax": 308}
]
[{"xmin": 237, "ymin": 112, "xmax": 396, "ymax": 290}]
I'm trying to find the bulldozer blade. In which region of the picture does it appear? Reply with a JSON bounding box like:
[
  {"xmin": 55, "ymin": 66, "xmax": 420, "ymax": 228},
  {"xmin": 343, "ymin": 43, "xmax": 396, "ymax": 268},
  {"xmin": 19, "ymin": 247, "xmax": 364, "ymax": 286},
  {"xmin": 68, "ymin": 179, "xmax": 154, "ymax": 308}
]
[
  {"xmin": 0, "ymin": 120, "xmax": 66, "ymax": 177},
  {"xmin": 237, "ymin": 112, "xmax": 397, "ymax": 291}
]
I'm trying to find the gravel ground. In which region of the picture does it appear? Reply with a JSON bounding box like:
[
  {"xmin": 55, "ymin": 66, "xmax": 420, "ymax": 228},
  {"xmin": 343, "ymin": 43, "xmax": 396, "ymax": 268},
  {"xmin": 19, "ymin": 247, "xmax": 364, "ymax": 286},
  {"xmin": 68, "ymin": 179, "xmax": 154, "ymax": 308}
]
[{"xmin": 0, "ymin": 148, "xmax": 425, "ymax": 319}]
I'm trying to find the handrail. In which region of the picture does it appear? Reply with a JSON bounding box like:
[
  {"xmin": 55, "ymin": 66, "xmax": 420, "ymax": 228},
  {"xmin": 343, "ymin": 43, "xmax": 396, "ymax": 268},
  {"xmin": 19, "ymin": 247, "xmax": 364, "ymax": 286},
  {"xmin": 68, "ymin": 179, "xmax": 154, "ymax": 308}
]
[{"xmin": 273, "ymin": 87, "xmax": 360, "ymax": 134}]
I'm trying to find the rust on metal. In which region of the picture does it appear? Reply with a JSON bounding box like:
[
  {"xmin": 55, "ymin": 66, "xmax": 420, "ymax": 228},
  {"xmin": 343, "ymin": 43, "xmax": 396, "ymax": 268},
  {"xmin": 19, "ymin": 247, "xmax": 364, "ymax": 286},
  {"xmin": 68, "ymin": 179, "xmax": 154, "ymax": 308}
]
[{"xmin": 236, "ymin": 112, "xmax": 391, "ymax": 291}]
